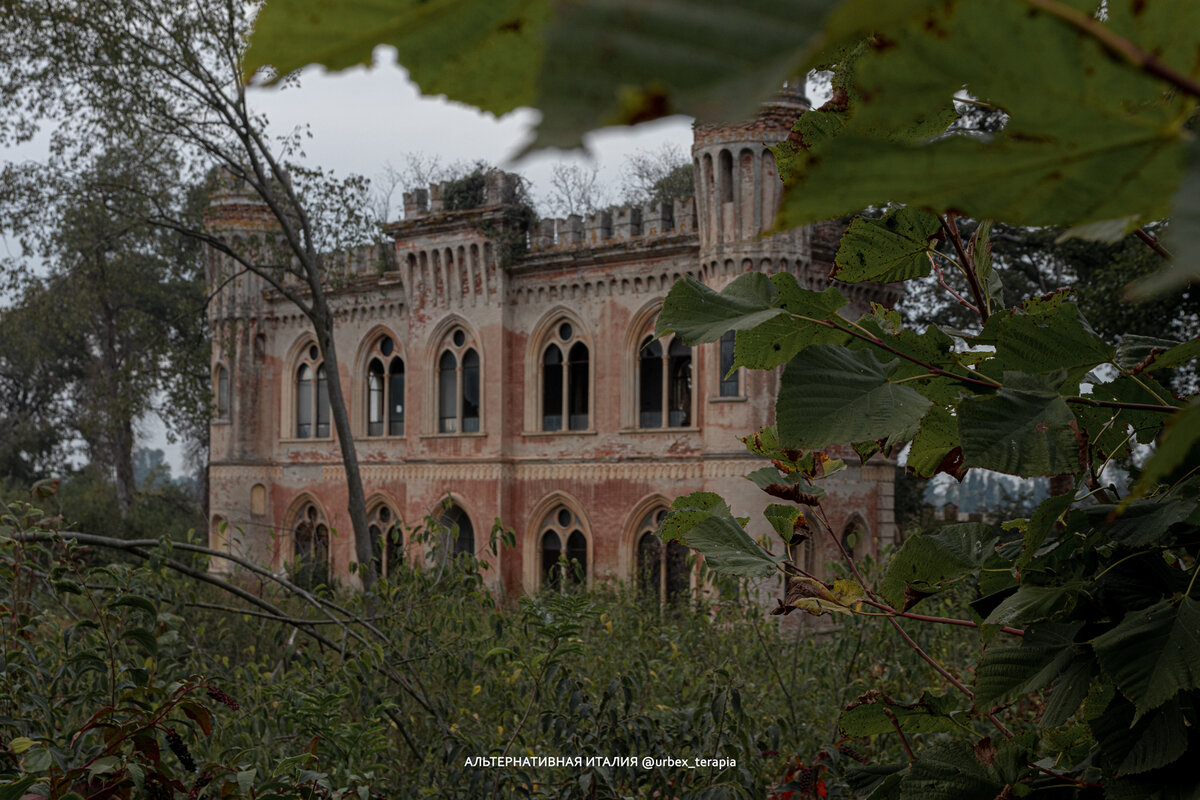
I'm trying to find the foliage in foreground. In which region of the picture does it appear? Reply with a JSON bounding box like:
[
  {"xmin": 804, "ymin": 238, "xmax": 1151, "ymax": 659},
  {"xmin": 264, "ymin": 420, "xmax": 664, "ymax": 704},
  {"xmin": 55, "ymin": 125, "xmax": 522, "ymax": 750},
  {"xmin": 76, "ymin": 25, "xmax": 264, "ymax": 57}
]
[
  {"xmin": 0, "ymin": 497, "xmax": 972, "ymax": 799},
  {"xmin": 247, "ymin": 1, "xmax": 1200, "ymax": 796}
]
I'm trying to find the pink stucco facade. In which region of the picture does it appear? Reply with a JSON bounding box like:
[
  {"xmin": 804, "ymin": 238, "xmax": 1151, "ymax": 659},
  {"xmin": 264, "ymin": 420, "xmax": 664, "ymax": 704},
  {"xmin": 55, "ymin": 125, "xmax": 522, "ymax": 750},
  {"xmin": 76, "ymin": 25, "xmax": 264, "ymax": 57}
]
[{"xmin": 205, "ymin": 90, "xmax": 900, "ymax": 599}]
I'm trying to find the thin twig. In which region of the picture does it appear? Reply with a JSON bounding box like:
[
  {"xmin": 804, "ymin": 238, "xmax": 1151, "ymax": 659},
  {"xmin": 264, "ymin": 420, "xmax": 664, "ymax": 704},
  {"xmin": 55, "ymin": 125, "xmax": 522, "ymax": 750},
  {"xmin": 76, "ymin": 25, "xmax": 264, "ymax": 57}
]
[
  {"xmin": 1135, "ymin": 228, "xmax": 1173, "ymax": 261},
  {"xmin": 939, "ymin": 215, "xmax": 990, "ymax": 323}
]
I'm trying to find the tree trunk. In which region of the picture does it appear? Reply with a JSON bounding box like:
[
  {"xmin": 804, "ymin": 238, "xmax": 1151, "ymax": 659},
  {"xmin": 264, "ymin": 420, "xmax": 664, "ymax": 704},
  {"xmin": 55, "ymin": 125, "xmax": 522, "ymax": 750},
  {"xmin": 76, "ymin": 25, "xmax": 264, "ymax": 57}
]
[
  {"xmin": 113, "ymin": 415, "xmax": 136, "ymax": 516},
  {"xmin": 316, "ymin": 311, "xmax": 376, "ymax": 587}
]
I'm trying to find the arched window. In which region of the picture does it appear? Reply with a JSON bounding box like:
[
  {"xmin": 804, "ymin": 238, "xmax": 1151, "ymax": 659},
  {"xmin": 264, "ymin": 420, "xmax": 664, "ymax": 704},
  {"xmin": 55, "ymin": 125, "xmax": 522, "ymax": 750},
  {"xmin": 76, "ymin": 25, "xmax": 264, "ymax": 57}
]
[
  {"xmin": 369, "ymin": 504, "xmax": 403, "ymax": 578},
  {"xmin": 541, "ymin": 321, "xmax": 589, "ymax": 431},
  {"xmin": 842, "ymin": 518, "xmax": 867, "ymax": 560},
  {"xmin": 539, "ymin": 506, "xmax": 587, "ymax": 589},
  {"xmin": 365, "ymin": 335, "xmax": 404, "ymax": 437},
  {"xmin": 638, "ymin": 335, "xmax": 692, "ymax": 428},
  {"xmin": 634, "ymin": 508, "xmax": 689, "ymax": 603},
  {"xmin": 292, "ymin": 502, "xmax": 329, "ymax": 589},
  {"xmin": 215, "ymin": 364, "xmax": 230, "ymax": 419},
  {"xmin": 436, "ymin": 327, "xmax": 480, "ymax": 434},
  {"xmin": 295, "ymin": 344, "xmax": 330, "ymax": 438},
  {"xmin": 436, "ymin": 504, "xmax": 475, "ymax": 559},
  {"xmin": 719, "ymin": 331, "xmax": 739, "ymax": 397}
]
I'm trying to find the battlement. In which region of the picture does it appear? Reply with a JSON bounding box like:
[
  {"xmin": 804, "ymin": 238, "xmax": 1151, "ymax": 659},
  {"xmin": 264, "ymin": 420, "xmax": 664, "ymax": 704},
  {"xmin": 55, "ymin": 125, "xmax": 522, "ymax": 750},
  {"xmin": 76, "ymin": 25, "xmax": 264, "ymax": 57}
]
[
  {"xmin": 401, "ymin": 171, "xmax": 522, "ymax": 219},
  {"xmin": 528, "ymin": 197, "xmax": 697, "ymax": 252}
]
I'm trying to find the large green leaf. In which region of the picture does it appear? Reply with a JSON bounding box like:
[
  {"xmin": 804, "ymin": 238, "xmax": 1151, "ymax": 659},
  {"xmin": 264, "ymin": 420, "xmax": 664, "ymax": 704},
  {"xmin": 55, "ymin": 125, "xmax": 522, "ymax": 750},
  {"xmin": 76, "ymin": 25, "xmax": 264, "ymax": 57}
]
[
  {"xmin": 777, "ymin": 345, "xmax": 932, "ymax": 449},
  {"xmin": 983, "ymin": 585, "xmax": 1078, "ymax": 629},
  {"xmin": 905, "ymin": 406, "xmax": 961, "ymax": 479},
  {"xmin": 655, "ymin": 273, "xmax": 781, "ymax": 345},
  {"xmin": 1132, "ymin": 401, "xmax": 1200, "ymax": 496},
  {"xmin": 1091, "ymin": 696, "xmax": 1190, "ymax": 778},
  {"xmin": 839, "ymin": 691, "xmax": 959, "ymax": 737},
  {"xmin": 880, "ymin": 523, "xmax": 994, "ymax": 610},
  {"xmin": 776, "ymin": 0, "xmax": 1194, "ymax": 231},
  {"xmin": 958, "ymin": 373, "xmax": 1083, "ymax": 478},
  {"xmin": 831, "ymin": 206, "xmax": 941, "ymax": 284},
  {"xmin": 974, "ymin": 623, "xmax": 1080, "ymax": 710},
  {"xmin": 243, "ymin": 0, "xmax": 549, "ymax": 114},
  {"xmin": 729, "ymin": 273, "xmax": 849, "ymax": 370},
  {"xmin": 899, "ymin": 742, "xmax": 1008, "ymax": 800},
  {"xmin": 660, "ymin": 492, "xmax": 783, "ymax": 578},
  {"xmin": 1092, "ymin": 598, "xmax": 1200, "ymax": 719},
  {"xmin": 1132, "ymin": 138, "xmax": 1200, "ymax": 298},
  {"xmin": 971, "ymin": 295, "xmax": 1114, "ymax": 387}
]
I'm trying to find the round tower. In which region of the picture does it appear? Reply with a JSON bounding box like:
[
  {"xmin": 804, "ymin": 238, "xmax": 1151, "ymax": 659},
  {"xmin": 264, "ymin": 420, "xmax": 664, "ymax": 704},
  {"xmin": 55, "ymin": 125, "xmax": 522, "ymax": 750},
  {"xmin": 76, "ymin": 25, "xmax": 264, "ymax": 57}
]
[{"xmin": 692, "ymin": 86, "xmax": 811, "ymax": 284}]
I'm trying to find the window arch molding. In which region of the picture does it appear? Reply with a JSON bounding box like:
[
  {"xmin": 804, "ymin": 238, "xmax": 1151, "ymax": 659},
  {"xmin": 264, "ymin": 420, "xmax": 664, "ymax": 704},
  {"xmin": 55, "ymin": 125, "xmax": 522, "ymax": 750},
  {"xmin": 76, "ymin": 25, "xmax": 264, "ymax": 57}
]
[
  {"xmin": 281, "ymin": 334, "xmax": 331, "ymax": 440},
  {"xmin": 365, "ymin": 493, "xmax": 405, "ymax": 579},
  {"xmin": 424, "ymin": 314, "xmax": 484, "ymax": 435},
  {"xmin": 353, "ymin": 325, "xmax": 407, "ymax": 438},
  {"xmin": 281, "ymin": 493, "xmax": 332, "ymax": 584},
  {"xmin": 523, "ymin": 306, "xmax": 594, "ymax": 433},
  {"xmin": 623, "ymin": 298, "xmax": 696, "ymax": 430},
  {"xmin": 522, "ymin": 491, "xmax": 593, "ymax": 592}
]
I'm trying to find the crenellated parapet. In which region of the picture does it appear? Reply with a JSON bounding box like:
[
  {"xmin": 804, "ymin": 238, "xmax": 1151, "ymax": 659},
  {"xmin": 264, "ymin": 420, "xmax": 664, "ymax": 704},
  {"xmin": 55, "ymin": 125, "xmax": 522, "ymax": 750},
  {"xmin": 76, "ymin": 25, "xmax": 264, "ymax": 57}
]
[
  {"xmin": 400, "ymin": 171, "xmax": 522, "ymax": 219},
  {"xmin": 528, "ymin": 197, "xmax": 697, "ymax": 252}
]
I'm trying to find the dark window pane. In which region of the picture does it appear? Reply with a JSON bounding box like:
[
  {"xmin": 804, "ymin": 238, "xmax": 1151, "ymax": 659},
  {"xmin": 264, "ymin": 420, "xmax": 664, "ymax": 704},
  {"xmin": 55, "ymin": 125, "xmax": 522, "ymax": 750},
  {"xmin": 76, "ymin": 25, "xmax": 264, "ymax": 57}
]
[
  {"xmin": 389, "ymin": 359, "xmax": 405, "ymax": 435},
  {"xmin": 541, "ymin": 530, "xmax": 561, "ymax": 589},
  {"xmin": 316, "ymin": 365, "xmax": 330, "ymax": 437},
  {"xmin": 666, "ymin": 541, "xmax": 690, "ymax": 601},
  {"xmin": 542, "ymin": 345, "xmax": 563, "ymax": 431},
  {"xmin": 566, "ymin": 530, "xmax": 587, "ymax": 584},
  {"xmin": 462, "ymin": 349, "xmax": 480, "ymax": 432},
  {"xmin": 568, "ymin": 342, "xmax": 588, "ymax": 430},
  {"xmin": 719, "ymin": 331, "xmax": 739, "ymax": 397},
  {"xmin": 217, "ymin": 365, "xmax": 230, "ymax": 417},
  {"xmin": 637, "ymin": 532, "xmax": 662, "ymax": 598},
  {"xmin": 439, "ymin": 351, "xmax": 457, "ymax": 433},
  {"xmin": 443, "ymin": 507, "xmax": 474, "ymax": 556},
  {"xmin": 668, "ymin": 340, "xmax": 692, "ymax": 428},
  {"xmin": 639, "ymin": 338, "xmax": 663, "ymax": 428},
  {"xmin": 296, "ymin": 365, "xmax": 312, "ymax": 438}
]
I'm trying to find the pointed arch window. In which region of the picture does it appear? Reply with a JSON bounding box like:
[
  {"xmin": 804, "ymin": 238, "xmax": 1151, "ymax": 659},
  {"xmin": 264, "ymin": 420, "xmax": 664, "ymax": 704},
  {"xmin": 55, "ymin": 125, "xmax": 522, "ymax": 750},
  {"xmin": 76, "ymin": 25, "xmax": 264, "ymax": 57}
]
[
  {"xmin": 638, "ymin": 335, "xmax": 692, "ymax": 428},
  {"xmin": 369, "ymin": 504, "xmax": 403, "ymax": 578},
  {"xmin": 539, "ymin": 506, "xmax": 587, "ymax": 589},
  {"xmin": 292, "ymin": 502, "xmax": 329, "ymax": 589},
  {"xmin": 215, "ymin": 364, "xmax": 230, "ymax": 419},
  {"xmin": 295, "ymin": 344, "xmax": 330, "ymax": 439},
  {"xmin": 635, "ymin": 508, "xmax": 689, "ymax": 604},
  {"xmin": 541, "ymin": 321, "xmax": 589, "ymax": 431},
  {"xmin": 436, "ymin": 504, "xmax": 475, "ymax": 560},
  {"xmin": 436, "ymin": 327, "xmax": 481, "ymax": 434},
  {"xmin": 366, "ymin": 335, "xmax": 404, "ymax": 437}
]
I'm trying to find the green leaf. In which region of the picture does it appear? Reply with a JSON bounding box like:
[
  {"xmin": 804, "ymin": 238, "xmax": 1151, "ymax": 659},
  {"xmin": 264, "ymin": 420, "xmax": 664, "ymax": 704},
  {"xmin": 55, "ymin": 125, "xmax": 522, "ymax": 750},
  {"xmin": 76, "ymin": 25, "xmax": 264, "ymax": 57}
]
[
  {"xmin": 880, "ymin": 523, "xmax": 994, "ymax": 610},
  {"xmin": 530, "ymin": 0, "xmax": 838, "ymax": 148},
  {"xmin": 22, "ymin": 747, "xmax": 51, "ymax": 773},
  {"xmin": 106, "ymin": 594, "xmax": 156, "ymax": 616},
  {"xmin": 899, "ymin": 742, "xmax": 1006, "ymax": 800},
  {"xmin": 244, "ymin": 0, "xmax": 550, "ymax": 115},
  {"xmin": 0, "ymin": 777, "xmax": 38, "ymax": 800},
  {"xmin": 958, "ymin": 373, "xmax": 1083, "ymax": 478},
  {"xmin": 1017, "ymin": 493, "xmax": 1073, "ymax": 571},
  {"xmin": 974, "ymin": 623, "xmax": 1080, "ymax": 709},
  {"xmin": 984, "ymin": 585, "xmax": 1077, "ymax": 628},
  {"xmin": 971, "ymin": 296, "xmax": 1114, "ymax": 387},
  {"xmin": 1132, "ymin": 401, "xmax": 1200, "ymax": 495},
  {"xmin": 905, "ymin": 406, "xmax": 961, "ymax": 479},
  {"xmin": 1040, "ymin": 655, "xmax": 1095, "ymax": 729},
  {"xmin": 122, "ymin": 627, "xmax": 157, "ymax": 657},
  {"xmin": 763, "ymin": 504, "xmax": 801, "ymax": 544},
  {"xmin": 777, "ymin": 345, "xmax": 932, "ymax": 449},
  {"xmin": 831, "ymin": 206, "xmax": 941, "ymax": 283},
  {"xmin": 1115, "ymin": 334, "xmax": 1184, "ymax": 371},
  {"xmin": 8, "ymin": 737, "xmax": 34, "ymax": 754},
  {"xmin": 1131, "ymin": 138, "xmax": 1200, "ymax": 298},
  {"xmin": 777, "ymin": 0, "xmax": 1192, "ymax": 231},
  {"xmin": 237, "ymin": 769, "xmax": 257, "ymax": 795},
  {"xmin": 1092, "ymin": 598, "xmax": 1200, "ymax": 719},
  {"xmin": 655, "ymin": 273, "xmax": 782, "ymax": 345},
  {"xmin": 732, "ymin": 274, "xmax": 848, "ymax": 369},
  {"xmin": 840, "ymin": 691, "xmax": 959, "ymax": 737},
  {"xmin": 671, "ymin": 513, "xmax": 783, "ymax": 578},
  {"xmin": 87, "ymin": 756, "xmax": 120, "ymax": 778}
]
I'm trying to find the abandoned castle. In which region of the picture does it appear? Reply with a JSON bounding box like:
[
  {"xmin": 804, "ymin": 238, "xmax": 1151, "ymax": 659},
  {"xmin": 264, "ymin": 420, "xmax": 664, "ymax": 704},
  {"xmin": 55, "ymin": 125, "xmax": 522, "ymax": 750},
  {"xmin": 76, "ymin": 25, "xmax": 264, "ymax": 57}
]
[{"xmin": 204, "ymin": 89, "xmax": 900, "ymax": 598}]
